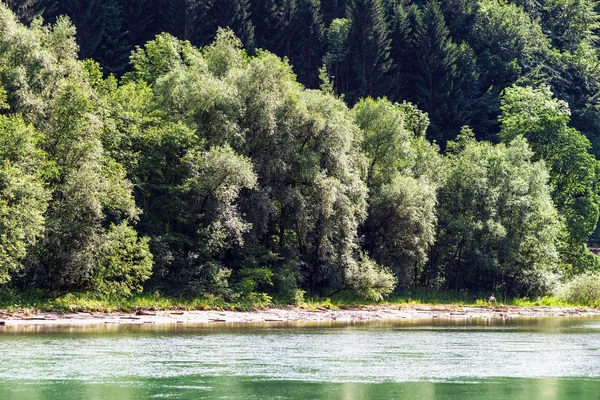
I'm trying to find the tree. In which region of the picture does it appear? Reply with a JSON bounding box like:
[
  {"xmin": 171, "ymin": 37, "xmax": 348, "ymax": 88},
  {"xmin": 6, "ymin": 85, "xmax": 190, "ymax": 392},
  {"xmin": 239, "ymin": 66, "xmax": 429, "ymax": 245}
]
[
  {"xmin": 0, "ymin": 8, "xmax": 79, "ymax": 121},
  {"xmin": 55, "ymin": 0, "xmax": 105, "ymax": 60},
  {"xmin": 438, "ymin": 0, "xmax": 478, "ymax": 41},
  {"xmin": 249, "ymin": 0, "xmax": 279, "ymax": 50},
  {"xmin": 472, "ymin": 0, "xmax": 549, "ymax": 90},
  {"xmin": 324, "ymin": 18, "xmax": 352, "ymax": 96},
  {"xmin": 514, "ymin": 0, "xmax": 600, "ymax": 51},
  {"xmin": 386, "ymin": 2, "xmax": 412, "ymax": 103},
  {"xmin": 118, "ymin": 0, "xmax": 155, "ymax": 49},
  {"xmin": 165, "ymin": 0, "xmax": 198, "ymax": 41},
  {"xmin": 195, "ymin": 0, "xmax": 256, "ymax": 51},
  {"xmin": 521, "ymin": 43, "xmax": 600, "ymax": 159},
  {"xmin": 3, "ymin": 0, "xmax": 48, "ymax": 23},
  {"xmin": 97, "ymin": 0, "xmax": 129, "ymax": 75},
  {"xmin": 0, "ymin": 115, "xmax": 48, "ymax": 284},
  {"xmin": 354, "ymin": 98, "xmax": 441, "ymax": 287},
  {"xmin": 499, "ymin": 85, "xmax": 600, "ymax": 272},
  {"xmin": 232, "ymin": 49, "xmax": 371, "ymax": 295},
  {"xmin": 125, "ymin": 32, "xmax": 195, "ymax": 85},
  {"xmin": 431, "ymin": 129, "xmax": 563, "ymax": 296},
  {"xmin": 322, "ymin": 0, "xmax": 348, "ymax": 22},
  {"xmin": 346, "ymin": 0, "xmax": 391, "ymax": 103},
  {"xmin": 30, "ymin": 80, "xmax": 152, "ymax": 294},
  {"xmin": 274, "ymin": 0, "xmax": 326, "ymax": 88},
  {"xmin": 407, "ymin": 0, "xmax": 478, "ymax": 146},
  {"xmin": 0, "ymin": 7, "xmax": 153, "ymax": 294}
]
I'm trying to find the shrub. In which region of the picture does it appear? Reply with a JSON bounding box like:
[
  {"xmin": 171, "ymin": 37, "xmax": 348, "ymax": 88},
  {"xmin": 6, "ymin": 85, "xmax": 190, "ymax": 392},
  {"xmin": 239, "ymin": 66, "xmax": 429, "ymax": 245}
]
[{"xmin": 555, "ymin": 273, "xmax": 600, "ymax": 307}]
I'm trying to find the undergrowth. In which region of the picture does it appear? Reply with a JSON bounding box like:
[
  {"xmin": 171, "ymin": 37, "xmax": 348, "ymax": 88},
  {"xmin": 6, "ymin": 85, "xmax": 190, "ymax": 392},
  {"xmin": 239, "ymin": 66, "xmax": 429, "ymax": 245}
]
[{"xmin": 0, "ymin": 287, "xmax": 594, "ymax": 314}]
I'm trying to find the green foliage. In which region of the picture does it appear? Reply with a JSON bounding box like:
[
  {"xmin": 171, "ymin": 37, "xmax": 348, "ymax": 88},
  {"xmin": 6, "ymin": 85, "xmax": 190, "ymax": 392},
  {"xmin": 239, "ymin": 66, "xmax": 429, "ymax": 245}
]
[
  {"xmin": 98, "ymin": 0, "xmax": 129, "ymax": 75},
  {"xmin": 555, "ymin": 272, "xmax": 600, "ymax": 307},
  {"xmin": 126, "ymin": 32, "xmax": 195, "ymax": 84},
  {"xmin": 499, "ymin": 85, "xmax": 600, "ymax": 272},
  {"xmin": 432, "ymin": 130, "xmax": 564, "ymax": 296},
  {"xmin": 203, "ymin": 28, "xmax": 248, "ymax": 78},
  {"xmin": 194, "ymin": 0, "xmax": 256, "ymax": 51},
  {"xmin": 0, "ymin": 8, "xmax": 80, "ymax": 121},
  {"xmin": 354, "ymin": 98, "xmax": 441, "ymax": 286},
  {"xmin": 344, "ymin": 253, "xmax": 397, "ymax": 301},
  {"xmin": 473, "ymin": 0, "xmax": 549, "ymax": 72},
  {"xmin": 515, "ymin": 0, "xmax": 600, "ymax": 51},
  {"xmin": 94, "ymin": 222, "xmax": 153, "ymax": 296},
  {"xmin": 0, "ymin": 116, "xmax": 48, "ymax": 284},
  {"xmin": 324, "ymin": 18, "xmax": 352, "ymax": 95},
  {"xmin": 4, "ymin": 3, "xmax": 600, "ymax": 305},
  {"xmin": 182, "ymin": 144, "xmax": 257, "ymax": 247},
  {"xmin": 287, "ymin": 0, "xmax": 326, "ymax": 88},
  {"xmin": 235, "ymin": 266, "xmax": 273, "ymax": 298}
]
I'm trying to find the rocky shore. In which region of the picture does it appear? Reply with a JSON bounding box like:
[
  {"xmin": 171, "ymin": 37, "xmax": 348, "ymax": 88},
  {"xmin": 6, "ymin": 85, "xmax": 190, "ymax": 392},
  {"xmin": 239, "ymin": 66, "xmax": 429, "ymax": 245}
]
[{"xmin": 1, "ymin": 305, "xmax": 599, "ymax": 329}]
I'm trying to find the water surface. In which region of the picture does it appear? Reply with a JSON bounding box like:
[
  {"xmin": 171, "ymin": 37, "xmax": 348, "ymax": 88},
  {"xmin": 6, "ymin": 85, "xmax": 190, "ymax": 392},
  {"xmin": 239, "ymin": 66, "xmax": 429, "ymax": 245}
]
[{"xmin": 1, "ymin": 317, "xmax": 599, "ymax": 399}]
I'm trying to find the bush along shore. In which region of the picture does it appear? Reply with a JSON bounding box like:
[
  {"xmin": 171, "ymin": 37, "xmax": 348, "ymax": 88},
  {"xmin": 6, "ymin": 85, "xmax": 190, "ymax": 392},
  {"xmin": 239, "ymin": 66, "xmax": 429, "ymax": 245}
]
[{"xmin": 3, "ymin": 4, "xmax": 600, "ymax": 308}]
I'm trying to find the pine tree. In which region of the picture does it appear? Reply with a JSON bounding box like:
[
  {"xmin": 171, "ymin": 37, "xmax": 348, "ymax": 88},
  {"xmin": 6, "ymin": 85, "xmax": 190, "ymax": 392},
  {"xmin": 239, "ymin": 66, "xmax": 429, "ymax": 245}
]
[
  {"xmin": 147, "ymin": 0, "xmax": 169, "ymax": 34},
  {"xmin": 118, "ymin": 0, "xmax": 154, "ymax": 49},
  {"xmin": 56, "ymin": 0, "xmax": 104, "ymax": 59},
  {"xmin": 195, "ymin": 0, "xmax": 256, "ymax": 51},
  {"xmin": 250, "ymin": 0, "xmax": 279, "ymax": 49},
  {"xmin": 290, "ymin": 0, "xmax": 325, "ymax": 87},
  {"xmin": 408, "ymin": 0, "xmax": 477, "ymax": 145},
  {"xmin": 438, "ymin": 0, "xmax": 478, "ymax": 41},
  {"xmin": 386, "ymin": 2, "xmax": 412, "ymax": 102},
  {"xmin": 321, "ymin": 0, "xmax": 348, "ymax": 23},
  {"xmin": 263, "ymin": 0, "xmax": 295, "ymax": 56},
  {"xmin": 324, "ymin": 17, "xmax": 352, "ymax": 95},
  {"xmin": 346, "ymin": 0, "xmax": 391, "ymax": 103},
  {"xmin": 166, "ymin": 0, "xmax": 198, "ymax": 41},
  {"xmin": 3, "ymin": 0, "xmax": 47, "ymax": 22},
  {"xmin": 267, "ymin": 0, "xmax": 325, "ymax": 87},
  {"xmin": 98, "ymin": 0, "xmax": 129, "ymax": 75}
]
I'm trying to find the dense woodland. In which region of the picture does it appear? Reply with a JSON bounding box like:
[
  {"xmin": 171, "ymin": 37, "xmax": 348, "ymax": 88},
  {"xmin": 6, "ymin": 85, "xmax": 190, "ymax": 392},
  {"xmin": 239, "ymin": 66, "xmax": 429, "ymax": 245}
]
[{"xmin": 2, "ymin": 0, "xmax": 600, "ymax": 303}]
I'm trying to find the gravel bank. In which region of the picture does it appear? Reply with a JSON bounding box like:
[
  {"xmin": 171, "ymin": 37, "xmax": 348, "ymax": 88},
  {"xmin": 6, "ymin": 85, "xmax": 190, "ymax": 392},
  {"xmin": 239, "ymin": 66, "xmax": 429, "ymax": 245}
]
[{"xmin": 1, "ymin": 305, "xmax": 599, "ymax": 329}]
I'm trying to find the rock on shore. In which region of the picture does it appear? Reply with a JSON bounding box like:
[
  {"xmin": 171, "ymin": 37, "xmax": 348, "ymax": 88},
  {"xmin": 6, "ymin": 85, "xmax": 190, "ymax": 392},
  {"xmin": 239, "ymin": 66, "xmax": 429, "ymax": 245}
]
[{"xmin": 0, "ymin": 305, "xmax": 599, "ymax": 329}]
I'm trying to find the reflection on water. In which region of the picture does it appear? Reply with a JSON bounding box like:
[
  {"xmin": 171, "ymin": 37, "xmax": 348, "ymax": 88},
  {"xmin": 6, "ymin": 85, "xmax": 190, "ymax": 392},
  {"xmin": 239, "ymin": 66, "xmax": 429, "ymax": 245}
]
[{"xmin": 0, "ymin": 317, "xmax": 599, "ymax": 399}]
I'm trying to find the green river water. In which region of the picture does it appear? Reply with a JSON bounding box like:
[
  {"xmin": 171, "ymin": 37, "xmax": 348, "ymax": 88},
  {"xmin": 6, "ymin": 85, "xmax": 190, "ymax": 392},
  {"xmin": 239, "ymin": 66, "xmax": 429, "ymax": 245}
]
[{"xmin": 0, "ymin": 317, "xmax": 599, "ymax": 399}]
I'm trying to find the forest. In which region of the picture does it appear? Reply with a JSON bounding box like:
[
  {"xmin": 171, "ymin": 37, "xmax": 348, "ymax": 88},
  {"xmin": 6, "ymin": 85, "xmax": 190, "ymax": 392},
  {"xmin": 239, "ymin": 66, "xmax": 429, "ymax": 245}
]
[{"xmin": 1, "ymin": 0, "xmax": 600, "ymax": 305}]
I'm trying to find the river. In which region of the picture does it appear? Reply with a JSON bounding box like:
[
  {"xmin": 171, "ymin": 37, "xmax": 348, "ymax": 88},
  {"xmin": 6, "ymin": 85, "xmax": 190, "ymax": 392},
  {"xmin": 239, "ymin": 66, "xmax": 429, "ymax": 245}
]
[{"xmin": 0, "ymin": 317, "xmax": 599, "ymax": 399}]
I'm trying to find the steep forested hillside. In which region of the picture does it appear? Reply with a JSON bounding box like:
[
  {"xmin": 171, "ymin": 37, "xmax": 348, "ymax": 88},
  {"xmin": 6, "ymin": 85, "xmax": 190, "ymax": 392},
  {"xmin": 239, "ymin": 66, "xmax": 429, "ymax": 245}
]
[{"xmin": 1, "ymin": 1, "xmax": 600, "ymax": 303}]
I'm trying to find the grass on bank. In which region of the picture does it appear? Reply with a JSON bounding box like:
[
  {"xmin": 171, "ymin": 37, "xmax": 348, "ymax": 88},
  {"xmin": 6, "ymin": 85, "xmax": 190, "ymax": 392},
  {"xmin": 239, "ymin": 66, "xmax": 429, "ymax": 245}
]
[{"xmin": 0, "ymin": 287, "xmax": 595, "ymax": 314}]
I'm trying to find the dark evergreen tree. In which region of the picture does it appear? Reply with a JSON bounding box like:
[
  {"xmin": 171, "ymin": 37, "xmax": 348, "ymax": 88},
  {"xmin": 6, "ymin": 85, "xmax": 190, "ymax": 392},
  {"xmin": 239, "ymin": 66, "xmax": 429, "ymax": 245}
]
[
  {"xmin": 407, "ymin": 0, "xmax": 477, "ymax": 145},
  {"xmin": 265, "ymin": 0, "xmax": 325, "ymax": 87},
  {"xmin": 291, "ymin": 0, "xmax": 325, "ymax": 87},
  {"xmin": 118, "ymin": 0, "xmax": 155, "ymax": 49},
  {"xmin": 3, "ymin": 0, "xmax": 48, "ymax": 22},
  {"xmin": 263, "ymin": 0, "xmax": 295, "ymax": 55},
  {"xmin": 250, "ymin": 0, "xmax": 279, "ymax": 49},
  {"xmin": 438, "ymin": 0, "xmax": 478, "ymax": 41},
  {"xmin": 195, "ymin": 0, "xmax": 256, "ymax": 51},
  {"xmin": 165, "ymin": 0, "xmax": 198, "ymax": 41},
  {"xmin": 346, "ymin": 0, "xmax": 391, "ymax": 103},
  {"xmin": 386, "ymin": 1, "xmax": 412, "ymax": 102},
  {"xmin": 56, "ymin": 0, "xmax": 104, "ymax": 59},
  {"xmin": 98, "ymin": 0, "xmax": 129, "ymax": 75},
  {"xmin": 148, "ymin": 0, "xmax": 170, "ymax": 34},
  {"xmin": 322, "ymin": 0, "xmax": 348, "ymax": 23}
]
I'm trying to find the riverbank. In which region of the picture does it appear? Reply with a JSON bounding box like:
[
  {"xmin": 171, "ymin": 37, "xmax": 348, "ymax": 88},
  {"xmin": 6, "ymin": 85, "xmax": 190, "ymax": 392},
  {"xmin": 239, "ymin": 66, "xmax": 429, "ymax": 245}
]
[{"xmin": 1, "ymin": 304, "xmax": 599, "ymax": 328}]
